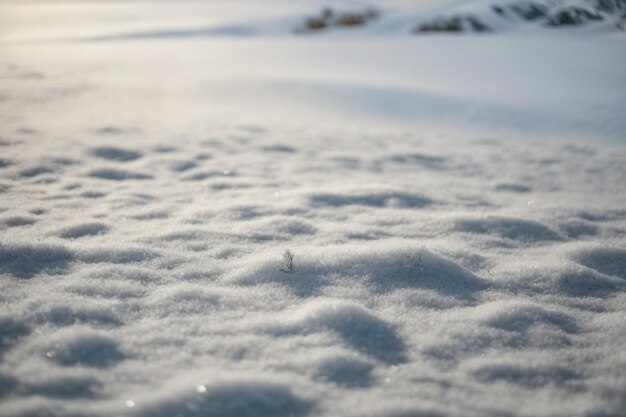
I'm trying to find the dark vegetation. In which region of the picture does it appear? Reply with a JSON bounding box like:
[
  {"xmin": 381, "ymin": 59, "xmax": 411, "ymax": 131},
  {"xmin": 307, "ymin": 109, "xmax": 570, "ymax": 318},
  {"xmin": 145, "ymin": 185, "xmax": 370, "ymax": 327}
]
[
  {"xmin": 414, "ymin": 0, "xmax": 626, "ymax": 34},
  {"xmin": 545, "ymin": 7, "xmax": 603, "ymax": 26},
  {"xmin": 415, "ymin": 15, "xmax": 491, "ymax": 33},
  {"xmin": 298, "ymin": 7, "xmax": 380, "ymax": 33}
]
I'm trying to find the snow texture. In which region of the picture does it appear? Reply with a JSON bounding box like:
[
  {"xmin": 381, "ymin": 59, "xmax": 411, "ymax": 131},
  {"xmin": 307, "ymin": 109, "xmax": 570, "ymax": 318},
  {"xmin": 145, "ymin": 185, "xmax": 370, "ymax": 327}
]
[{"xmin": 0, "ymin": 1, "xmax": 625, "ymax": 417}]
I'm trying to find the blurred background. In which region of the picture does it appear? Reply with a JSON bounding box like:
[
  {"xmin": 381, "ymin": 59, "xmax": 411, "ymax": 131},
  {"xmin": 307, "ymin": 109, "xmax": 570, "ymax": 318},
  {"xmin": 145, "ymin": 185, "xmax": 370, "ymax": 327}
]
[{"xmin": 1, "ymin": 0, "xmax": 625, "ymax": 145}]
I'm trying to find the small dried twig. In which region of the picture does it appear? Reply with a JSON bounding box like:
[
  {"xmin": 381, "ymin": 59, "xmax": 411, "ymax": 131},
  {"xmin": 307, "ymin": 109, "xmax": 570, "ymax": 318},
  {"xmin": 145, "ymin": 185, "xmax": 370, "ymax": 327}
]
[
  {"xmin": 280, "ymin": 249, "xmax": 295, "ymax": 273},
  {"xmin": 403, "ymin": 251, "xmax": 424, "ymax": 270}
]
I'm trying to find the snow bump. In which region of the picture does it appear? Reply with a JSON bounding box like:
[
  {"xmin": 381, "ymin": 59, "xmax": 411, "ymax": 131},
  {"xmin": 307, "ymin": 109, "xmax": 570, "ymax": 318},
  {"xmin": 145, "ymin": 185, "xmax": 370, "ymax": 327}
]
[
  {"xmin": 308, "ymin": 190, "xmax": 434, "ymax": 208},
  {"xmin": 43, "ymin": 331, "xmax": 125, "ymax": 368},
  {"xmin": 90, "ymin": 147, "xmax": 142, "ymax": 162},
  {"xmin": 270, "ymin": 299, "xmax": 407, "ymax": 364},
  {"xmin": 57, "ymin": 222, "xmax": 109, "ymax": 239},
  {"xmin": 0, "ymin": 242, "xmax": 74, "ymax": 278},
  {"xmin": 130, "ymin": 378, "xmax": 313, "ymax": 417},
  {"xmin": 453, "ymin": 216, "xmax": 562, "ymax": 243}
]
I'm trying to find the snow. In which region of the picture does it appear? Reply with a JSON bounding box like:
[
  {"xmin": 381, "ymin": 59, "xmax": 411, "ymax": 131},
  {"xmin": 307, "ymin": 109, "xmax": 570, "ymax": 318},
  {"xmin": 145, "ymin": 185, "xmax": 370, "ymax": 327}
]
[{"xmin": 1, "ymin": 1, "xmax": 626, "ymax": 417}]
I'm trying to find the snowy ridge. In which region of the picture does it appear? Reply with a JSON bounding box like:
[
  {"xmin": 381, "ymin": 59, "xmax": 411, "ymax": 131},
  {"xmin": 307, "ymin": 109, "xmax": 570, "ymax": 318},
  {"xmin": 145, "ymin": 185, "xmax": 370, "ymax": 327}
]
[
  {"xmin": 291, "ymin": 0, "xmax": 626, "ymax": 35},
  {"xmin": 401, "ymin": 0, "xmax": 626, "ymax": 34},
  {"xmin": 1, "ymin": 0, "xmax": 625, "ymax": 43}
]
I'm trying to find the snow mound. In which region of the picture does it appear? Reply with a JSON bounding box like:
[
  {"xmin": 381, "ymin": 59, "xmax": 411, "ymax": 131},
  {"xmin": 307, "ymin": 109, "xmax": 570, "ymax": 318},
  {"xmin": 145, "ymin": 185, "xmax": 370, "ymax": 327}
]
[
  {"xmin": 0, "ymin": 242, "xmax": 74, "ymax": 278},
  {"xmin": 227, "ymin": 241, "xmax": 486, "ymax": 298},
  {"xmin": 27, "ymin": 301, "xmax": 121, "ymax": 328},
  {"xmin": 18, "ymin": 165, "xmax": 56, "ymax": 178},
  {"xmin": 1, "ymin": 216, "xmax": 36, "ymax": 228},
  {"xmin": 87, "ymin": 168, "xmax": 153, "ymax": 181},
  {"xmin": 90, "ymin": 147, "xmax": 143, "ymax": 162},
  {"xmin": 75, "ymin": 265, "xmax": 162, "ymax": 284},
  {"xmin": 308, "ymin": 190, "xmax": 434, "ymax": 208},
  {"xmin": 268, "ymin": 299, "xmax": 407, "ymax": 364},
  {"xmin": 42, "ymin": 329, "xmax": 125, "ymax": 368},
  {"xmin": 22, "ymin": 375, "xmax": 102, "ymax": 399},
  {"xmin": 78, "ymin": 245, "xmax": 159, "ymax": 264},
  {"xmin": 453, "ymin": 216, "xmax": 563, "ymax": 243},
  {"xmin": 146, "ymin": 284, "xmax": 222, "ymax": 317},
  {"xmin": 570, "ymin": 245, "xmax": 626, "ymax": 279},
  {"xmin": 477, "ymin": 300, "xmax": 579, "ymax": 334},
  {"xmin": 64, "ymin": 279, "xmax": 147, "ymax": 300},
  {"xmin": 311, "ymin": 354, "xmax": 375, "ymax": 388},
  {"xmin": 494, "ymin": 260, "xmax": 626, "ymax": 297},
  {"xmin": 130, "ymin": 378, "xmax": 313, "ymax": 417},
  {"xmin": 422, "ymin": 299, "xmax": 582, "ymax": 365},
  {"xmin": 556, "ymin": 219, "xmax": 600, "ymax": 238},
  {"xmin": 0, "ymin": 316, "xmax": 30, "ymax": 356},
  {"xmin": 470, "ymin": 361, "xmax": 580, "ymax": 388},
  {"xmin": 57, "ymin": 222, "xmax": 109, "ymax": 239}
]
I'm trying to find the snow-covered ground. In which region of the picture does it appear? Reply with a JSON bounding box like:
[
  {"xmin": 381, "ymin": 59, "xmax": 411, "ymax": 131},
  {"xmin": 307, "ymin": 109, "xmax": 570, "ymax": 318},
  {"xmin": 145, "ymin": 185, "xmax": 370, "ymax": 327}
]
[{"xmin": 1, "ymin": 1, "xmax": 625, "ymax": 417}]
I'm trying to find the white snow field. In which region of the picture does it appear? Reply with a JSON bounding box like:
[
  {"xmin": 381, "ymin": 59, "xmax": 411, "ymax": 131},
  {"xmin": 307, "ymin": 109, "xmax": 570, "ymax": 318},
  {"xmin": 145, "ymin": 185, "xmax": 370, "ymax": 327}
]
[{"xmin": 1, "ymin": 1, "xmax": 626, "ymax": 417}]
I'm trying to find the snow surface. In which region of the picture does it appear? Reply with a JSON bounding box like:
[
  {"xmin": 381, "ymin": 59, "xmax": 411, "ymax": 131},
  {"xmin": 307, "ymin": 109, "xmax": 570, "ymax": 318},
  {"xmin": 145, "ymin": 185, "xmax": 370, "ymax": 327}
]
[{"xmin": 1, "ymin": 1, "xmax": 626, "ymax": 417}]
